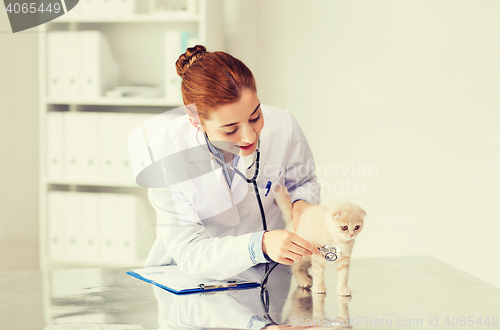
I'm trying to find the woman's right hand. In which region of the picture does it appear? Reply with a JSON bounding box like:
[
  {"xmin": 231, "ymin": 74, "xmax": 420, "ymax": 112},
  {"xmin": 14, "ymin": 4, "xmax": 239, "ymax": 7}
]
[{"xmin": 262, "ymin": 230, "xmax": 320, "ymax": 265}]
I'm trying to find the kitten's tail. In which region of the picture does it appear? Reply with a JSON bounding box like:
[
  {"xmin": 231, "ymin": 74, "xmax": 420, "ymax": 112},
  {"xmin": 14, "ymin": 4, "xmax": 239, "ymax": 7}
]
[{"xmin": 274, "ymin": 184, "xmax": 294, "ymax": 230}]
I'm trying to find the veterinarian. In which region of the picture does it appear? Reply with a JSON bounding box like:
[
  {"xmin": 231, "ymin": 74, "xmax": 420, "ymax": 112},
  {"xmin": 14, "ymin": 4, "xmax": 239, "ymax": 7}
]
[{"xmin": 134, "ymin": 45, "xmax": 321, "ymax": 280}]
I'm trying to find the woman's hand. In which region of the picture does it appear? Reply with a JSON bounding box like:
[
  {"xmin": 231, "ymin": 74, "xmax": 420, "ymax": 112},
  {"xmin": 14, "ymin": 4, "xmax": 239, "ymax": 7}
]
[
  {"xmin": 291, "ymin": 200, "xmax": 314, "ymax": 231},
  {"xmin": 262, "ymin": 230, "xmax": 320, "ymax": 265}
]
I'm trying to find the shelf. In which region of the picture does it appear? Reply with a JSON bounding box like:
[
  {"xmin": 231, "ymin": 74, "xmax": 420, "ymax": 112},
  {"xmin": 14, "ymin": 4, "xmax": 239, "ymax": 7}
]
[
  {"xmin": 46, "ymin": 97, "xmax": 182, "ymax": 107},
  {"xmin": 52, "ymin": 13, "xmax": 202, "ymax": 23},
  {"xmin": 39, "ymin": 0, "xmax": 225, "ymax": 271},
  {"xmin": 44, "ymin": 177, "xmax": 141, "ymax": 188}
]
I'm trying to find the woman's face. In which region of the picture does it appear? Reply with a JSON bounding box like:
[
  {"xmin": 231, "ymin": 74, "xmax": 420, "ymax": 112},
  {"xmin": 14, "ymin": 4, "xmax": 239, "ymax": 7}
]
[{"xmin": 201, "ymin": 89, "xmax": 264, "ymax": 157}]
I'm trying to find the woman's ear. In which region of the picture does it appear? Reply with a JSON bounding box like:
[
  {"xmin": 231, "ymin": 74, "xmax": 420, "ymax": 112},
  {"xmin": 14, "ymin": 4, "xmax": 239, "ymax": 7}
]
[
  {"xmin": 188, "ymin": 115, "xmax": 202, "ymax": 130},
  {"xmin": 185, "ymin": 103, "xmax": 202, "ymax": 130}
]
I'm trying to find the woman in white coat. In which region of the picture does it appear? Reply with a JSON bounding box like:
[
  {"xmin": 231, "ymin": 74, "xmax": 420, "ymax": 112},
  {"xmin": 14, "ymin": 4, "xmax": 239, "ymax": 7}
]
[{"xmin": 139, "ymin": 45, "xmax": 321, "ymax": 280}]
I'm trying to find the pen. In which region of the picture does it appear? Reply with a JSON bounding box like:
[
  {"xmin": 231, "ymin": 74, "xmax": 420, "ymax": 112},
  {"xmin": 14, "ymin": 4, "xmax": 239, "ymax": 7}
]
[{"xmin": 198, "ymin": 281, "xmax": 238, "ymax": 290}]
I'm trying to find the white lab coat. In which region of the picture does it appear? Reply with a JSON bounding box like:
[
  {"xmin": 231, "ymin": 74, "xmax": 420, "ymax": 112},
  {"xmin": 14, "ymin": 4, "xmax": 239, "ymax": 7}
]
[{"xmin": 132, "ymin": 105, "xmax": 320, "ymax": 280}]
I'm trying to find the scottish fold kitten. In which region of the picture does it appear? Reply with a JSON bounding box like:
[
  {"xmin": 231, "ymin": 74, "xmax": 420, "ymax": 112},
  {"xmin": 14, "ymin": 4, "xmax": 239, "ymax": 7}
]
[{"xmin": 274, "ymin": 185, "xmax": 366, "ymax": 295}]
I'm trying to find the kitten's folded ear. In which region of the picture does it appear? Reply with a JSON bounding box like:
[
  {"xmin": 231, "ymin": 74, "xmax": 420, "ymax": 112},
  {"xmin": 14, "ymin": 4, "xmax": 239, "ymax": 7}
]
[
  {"xmin": 333, "ymin": 212, "xmax": 343, "ymax": 220},
  {"xmin": 327, "ymin": 207, "xmax": 342, "ymax": 220},
  {"xmin": 357, "ymin": 205, "xmax": 367, "ymax": 218}
]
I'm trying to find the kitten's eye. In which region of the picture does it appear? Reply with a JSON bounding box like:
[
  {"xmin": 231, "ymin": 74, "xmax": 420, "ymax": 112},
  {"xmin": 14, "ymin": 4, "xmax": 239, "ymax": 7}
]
[
  {"xmin": 341, "ymin": 226, "xmax": 348, "ymax": 231},
  {"xmin": 355, "ymin": 225, "xmax": 360, "ymax": 230}
]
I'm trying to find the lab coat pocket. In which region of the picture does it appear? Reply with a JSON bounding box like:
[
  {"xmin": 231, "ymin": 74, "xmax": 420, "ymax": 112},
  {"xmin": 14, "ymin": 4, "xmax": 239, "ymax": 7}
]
[{"xmin": 255, "ymin": 170, "xmax": 284, "ymax": 209}]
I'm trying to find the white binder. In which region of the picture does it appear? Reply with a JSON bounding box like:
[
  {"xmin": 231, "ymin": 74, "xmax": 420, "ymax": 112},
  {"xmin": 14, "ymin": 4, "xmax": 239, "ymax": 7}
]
[
  {"xmin": 97, "ymin": 0, "xmax": 114, "ymax": 18},
  {"xmin": 99, "ymin": 112, "xmax": 118, "ymax": 183},
  {"xmin": 65, "ymin": 111, "xmax": 83, "ymax": 181},
  {"xmin": 46, "ymin": 111, "xmax": 65, "ymax": 180},
  {"xmin": 116, "ymin": 194, "xmax": 137, "ymax": 261},
  {"xmin": 78, "ymin": 0, "xmax": 97, "ymax": 18},
  {"xmin": 116, "ymin": 113, "xmax": 140, "ymax": 184},
  {"xmin": 65, "ymin": 192, "xmax": 84, "ymax": 259},
  {"xmin": 80, "ymin": 111, "xmax": 100, "ymax": 181},
  {"xmin": 99, "ymin": 193, "xmax": 118, "ymax": 261},
  {"xmin": 81, "ymin": 192, "xmax": 100, "ymax": 260},
  {"xmin": 65, "ymin": 32, "xmax": 81, "ymax": 100},
  {"xmin": 125, "ymin": 113, "xmax": 154, "ymax": 184},
  {"xmin": 80, "ymin": 31, "xmax": 119, "ymax": 99},
  {"xmin": 47, "ymin": 33, "xmax": 67, "ymax": 98},
  {"xmin": 47, "ymin": 191, "xmax": 66, "ymax": 260},
  {"xmin": 47, "ymin": 31, "xmax": 118, "ymax": 100},
  {"xmin": 113, "ymin": 0, "xmax": 136, "ymax": 16}
]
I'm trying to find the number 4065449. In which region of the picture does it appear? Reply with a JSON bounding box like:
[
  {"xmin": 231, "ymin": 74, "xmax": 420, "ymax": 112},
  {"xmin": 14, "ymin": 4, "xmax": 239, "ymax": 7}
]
[
  {"xmin": 443, "ymin": 316, "xmax": 498, "ymax": 327},
  {"xmin": 5, "ymin": 2, "xmax": 62, "ymax": 14}
]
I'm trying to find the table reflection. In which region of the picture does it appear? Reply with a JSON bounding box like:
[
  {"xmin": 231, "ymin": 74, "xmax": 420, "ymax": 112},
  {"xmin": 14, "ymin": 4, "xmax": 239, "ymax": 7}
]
[
  {"xmin": 280, "ymin": 287, "xmax": 352, "ymax": 329},
  {"xmin": 5, "ymin": 256, "xmax": 498, "ymax": 329},
  {"xmin": 152, "ymin": 263, "xmax": 352, "ymax": 329}
]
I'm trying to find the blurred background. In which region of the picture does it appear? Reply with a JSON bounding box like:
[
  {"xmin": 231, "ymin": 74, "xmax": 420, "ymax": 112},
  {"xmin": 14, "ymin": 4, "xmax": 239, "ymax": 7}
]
[{"xmin": 0, "ymin": 0, "xmax": 498, "ymax": 289}]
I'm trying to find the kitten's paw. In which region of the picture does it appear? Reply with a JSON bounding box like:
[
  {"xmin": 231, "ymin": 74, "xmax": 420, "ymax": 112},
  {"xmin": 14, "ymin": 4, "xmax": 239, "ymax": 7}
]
[
  {"xmin": 337, "ymin": 286, "xmax": 352, "ymax": 296},
  {"xmin": 296, "ymin": 274, "xmax": 312, "ymax": 288},
  {"xmin": 294, "ymin": 287, "xmax": 311, "ymax": 298},
  {"xmin": 312, "ymin": 284, "xmax": 327, "ymax": 293},
  {"xmin": 337, "ymin": 295, "xmax": 352, "ymax": 303}
]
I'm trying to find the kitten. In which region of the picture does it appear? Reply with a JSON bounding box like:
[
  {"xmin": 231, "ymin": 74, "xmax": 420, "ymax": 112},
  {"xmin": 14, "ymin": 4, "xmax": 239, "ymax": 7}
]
[{"xmin": 274, "ymin": 185, "xmax": 366, "ymax": 295}]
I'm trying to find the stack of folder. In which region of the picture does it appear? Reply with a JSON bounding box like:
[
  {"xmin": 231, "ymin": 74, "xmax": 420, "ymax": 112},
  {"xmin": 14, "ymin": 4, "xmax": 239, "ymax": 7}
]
[
  {"xmin": 47, "ymin": 31, "xmax": 119, "ymax": 100},
  {"xmin": 46, "ymin": 111, "xmax": 152, "ymax": 184},
  {"xmin": 47, "ymin": 191, "xmax": 155, "ymax": 262}
]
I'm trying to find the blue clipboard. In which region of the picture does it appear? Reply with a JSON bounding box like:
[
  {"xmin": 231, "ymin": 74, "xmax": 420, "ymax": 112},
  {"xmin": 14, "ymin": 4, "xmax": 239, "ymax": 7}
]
[{"xmin": 127, "ymin": 267, "xmax": 260, "ymax": 295}]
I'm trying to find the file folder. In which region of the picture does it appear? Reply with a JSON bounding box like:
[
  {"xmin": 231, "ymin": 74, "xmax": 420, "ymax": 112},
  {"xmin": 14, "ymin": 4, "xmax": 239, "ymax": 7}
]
[
  {"xmin": 100, "ymin": 193, "xmax": 118, "ymax": 261},
  {"xmin": 65, "ymin": 111, "xmax": 83, "ymax": 180},
  {"xmin": 80, "ymin": 31, "xmax": 119, "ymax": 99},
  {"xmin": 99, "ymin": 112, "xmax": 118, "ymax": 183},
  {"xmin": 47, "ymin": 191, "xmax": 66, "ymax": 259},
  {"xmin": 127, "ymin": 266, "xmax": 260, "ymax": 295},
  {"xmin": 46, "ymin": 111, "xmax": 65, "ymax": 179},
  {"xmin": 65, "ymin": 192, "xmax": 83, "ymax": 259},
  {"xmin": 81, "ymin": 192, "xmax": 100, "ymax": 261},
  {"xmin": 47, "ymin": 32, "xmax": 67, "ymax": 98},
  {"xmin": 79, "ymin": 111, "xmax": 100, "ymax": 181}
]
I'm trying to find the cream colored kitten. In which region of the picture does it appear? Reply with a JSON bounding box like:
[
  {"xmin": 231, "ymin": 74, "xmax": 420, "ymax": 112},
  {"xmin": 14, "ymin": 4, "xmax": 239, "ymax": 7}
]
[{"xmin": 274, "ymin": 185, "xmax": 366, "ymax": 295}]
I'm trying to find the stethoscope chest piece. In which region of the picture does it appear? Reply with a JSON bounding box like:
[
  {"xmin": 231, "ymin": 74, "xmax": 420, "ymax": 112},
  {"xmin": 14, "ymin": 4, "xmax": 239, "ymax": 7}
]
[{"xmin": 319, "ymin": 245, "xmax": 342, "ymax": 262}]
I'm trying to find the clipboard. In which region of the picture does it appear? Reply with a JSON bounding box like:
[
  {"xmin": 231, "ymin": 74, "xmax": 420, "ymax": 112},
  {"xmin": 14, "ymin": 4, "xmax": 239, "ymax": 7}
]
[{"xmin": 127, "ymin": 265, "xmax": 260, "ymax": 295}]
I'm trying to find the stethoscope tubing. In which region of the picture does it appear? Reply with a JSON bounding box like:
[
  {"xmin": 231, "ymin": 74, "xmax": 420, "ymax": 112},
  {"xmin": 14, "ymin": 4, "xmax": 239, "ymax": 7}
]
[{"xmin": 195, "ymin": 128, "xmax": 271, "ymax": 273}]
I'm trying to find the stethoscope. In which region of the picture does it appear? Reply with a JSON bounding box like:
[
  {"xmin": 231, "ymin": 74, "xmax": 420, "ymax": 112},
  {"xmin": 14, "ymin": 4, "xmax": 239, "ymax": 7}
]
[
  {"xmin": 196, "ymin": 127, "xmax": 342, "ymax": 325},
  {"xmin": 195, "ymin": 126, "xmax": 268, "ymax": 232}
]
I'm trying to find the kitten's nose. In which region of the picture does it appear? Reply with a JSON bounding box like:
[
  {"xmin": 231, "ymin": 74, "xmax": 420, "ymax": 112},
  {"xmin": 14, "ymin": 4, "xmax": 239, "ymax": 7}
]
[{"xmin": 349, "ymin": 234, "xmax": 354, "ymax": 237}]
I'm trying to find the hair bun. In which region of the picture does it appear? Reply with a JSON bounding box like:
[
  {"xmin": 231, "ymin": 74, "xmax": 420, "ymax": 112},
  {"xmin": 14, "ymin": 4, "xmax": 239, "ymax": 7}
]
[{"xmin": 176, "ymin": 45, "xmax": 208, "ymax": 78}]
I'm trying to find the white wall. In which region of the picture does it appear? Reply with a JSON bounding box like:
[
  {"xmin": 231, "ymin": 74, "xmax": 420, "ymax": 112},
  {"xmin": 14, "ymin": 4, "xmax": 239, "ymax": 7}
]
[
  {"xmin": 0, "ymin": 11, "xmax": 40, "ymax": 270},
  {"xmin": 225, "ymin": 0, "xmax": 500, "ymax": 288}
]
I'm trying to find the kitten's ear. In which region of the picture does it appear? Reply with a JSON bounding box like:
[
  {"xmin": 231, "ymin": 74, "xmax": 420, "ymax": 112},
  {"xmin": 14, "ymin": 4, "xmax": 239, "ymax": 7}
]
[
  {"xmin": 357, "ymin": 205, "xmax": 367, "ymax": 218},
  {"xmin": 327, "ymin": 207, "xmax": 342, "ymax": 220}
]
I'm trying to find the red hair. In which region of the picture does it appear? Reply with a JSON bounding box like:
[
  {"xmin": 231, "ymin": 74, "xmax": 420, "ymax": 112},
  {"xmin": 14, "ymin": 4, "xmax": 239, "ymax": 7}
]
[{"xmin": 175, "ymin": 45, "xmax": 257, "ymax": 119}]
